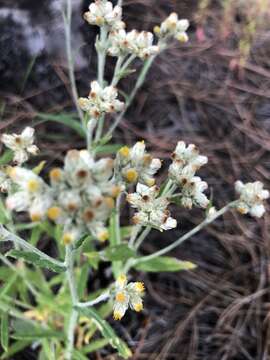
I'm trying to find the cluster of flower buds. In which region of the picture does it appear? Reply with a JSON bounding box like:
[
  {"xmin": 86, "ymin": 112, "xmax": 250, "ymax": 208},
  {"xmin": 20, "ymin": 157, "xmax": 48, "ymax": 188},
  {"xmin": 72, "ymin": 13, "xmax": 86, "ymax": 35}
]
[
  {"xmin": 127, "ymin": 183, "xmax": 177, "ymax": 231},
  {"xmin": 154, "ymin": 13, "xmax": 189, "ymax": 43},
  {"xmin": 48, "ymin": 149, "xmax": 119, "ymax": 243},
  {"xmin": 1, "ymin": 127, "xmax": 39, "ymax": 165},
  {"xmin": 108, "ymin": 29, "xmax": 159, "ymax": 60},
  {"xmin": 78, "ymin": 81, "xmax": 124, "ymax": 119},
  {"xmin": 235, "ymin": 180, "xmax": 269, "ymax": 218},
  {"xmin": 112, "ymin": 274, "xmax": 144, "ymax": 320},
  {"xmin": 2, "ymin": 137, "xmax": 122, "ymax": 243},
  {"xmin": 84, "ymin": 0, "xmax": 124, "ymax": 30},
  {"xmin": 116, "ymin": 141, "xmax": 162, "ymax": 186},
  {"xmin": 169, "ymin": 141, "xmax": 209, "ymax": 209}
]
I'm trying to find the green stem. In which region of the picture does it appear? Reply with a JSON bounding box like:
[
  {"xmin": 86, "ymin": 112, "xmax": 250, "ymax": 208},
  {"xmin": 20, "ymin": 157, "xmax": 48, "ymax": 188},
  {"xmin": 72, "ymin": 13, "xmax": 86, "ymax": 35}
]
[
  {"xmin": 65, "ymin": 245, "xmax": 79, "ymax": 360},
  {"xmin": 126, "ymin": 201, "xmax": 238, "ymax": 272},
  {"xmin": 134, "ymin": 226, "xmax": 151, "ymax": 250},
  {"xmin": 77, "ymin": 292, "xmax": 110, "ymax": 308},
  {"xmin": 63, "ymin": 0, "xmax": 84, "ymax": 123},
  {"xmin": 111, "ymin": 56, "xmax": 125, "ymax": 87},
  {"xmin": 106, "ymin": 55, "xmax": 156, "ymax": 137},
  {"xmin": 97, "ymin": 27, "xmax": 108, "ymax": 87}
]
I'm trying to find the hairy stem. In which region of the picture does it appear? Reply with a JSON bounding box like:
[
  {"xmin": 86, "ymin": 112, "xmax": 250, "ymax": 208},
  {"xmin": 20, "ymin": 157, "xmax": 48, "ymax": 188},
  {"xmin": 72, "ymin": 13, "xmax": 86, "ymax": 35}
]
[
  {"xmin": 125, "ymin": 201, "xmax": 238, "ymax": 272},
  {"xmin": 63, "ymin": 0, "xmax": 84, "ymax": 123},
  {"xmin": 65, "ymin": 245, "xmax": 79, "ymax": 360},
  {"xmin": 106, "ymin": 55, "xmax": 156, "ymax": 137},
  {"xmin": 77, "ymin": 292, "xmax": 110, "ymax": 308}
]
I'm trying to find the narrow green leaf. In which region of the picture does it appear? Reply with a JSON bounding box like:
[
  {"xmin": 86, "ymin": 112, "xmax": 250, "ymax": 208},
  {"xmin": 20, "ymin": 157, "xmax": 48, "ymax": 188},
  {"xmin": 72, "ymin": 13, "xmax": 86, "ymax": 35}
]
[
  {"xmin": 103, "ymin": 244, "xmax": 136, "ymax": 262},
  {"xmin": 11, "ymin": 318, "xmax": 63, "ymax": 340},
  {"xmin": 1, "ymin": 313, "xmax": 9, "ymax": 352},
  {"xmin": 77, "ymin": 263, "xmax": 89, "ymax": 299},
  {"xmin": 36, "ymin": 113, "xmax": 85, "ymax": 137},
  {"xmin": 32, "ymin": 160, "xmax": 46, "ymax": 175},
  {"xmin": 76, "ymin": 307, "xmax": 132, "ymax": 359},
  {"xmin": 72, "ymin": 350, "xmax": 89, "ymax": 360},
  {"xmin": 84, "ymin": 252, "xmax": 100, "ymax": 270},
  {"xmin": 6, "ymin": 250, "xmax": 66, "ymax": 273},
  {"xmin": 134, "ymin": 257, "xmax": 197, "ymax": 273},
  {"xmin": 0, "ymin": 150, "xmax": 13, "ymax": 166},
  {"xmin": 82, "ymin": 338, "xmax": 110, "ymax": 354},
  {"xmin": 74, "ymin": 234, "xmax": 92, "ymax": 250},
  {"xmin": 0, "ymin": 339, "xmax": 31, "ymax": 359},
  {"xmin": 95, "ymin": 144, "xmax": 123, "ymax": 155}
]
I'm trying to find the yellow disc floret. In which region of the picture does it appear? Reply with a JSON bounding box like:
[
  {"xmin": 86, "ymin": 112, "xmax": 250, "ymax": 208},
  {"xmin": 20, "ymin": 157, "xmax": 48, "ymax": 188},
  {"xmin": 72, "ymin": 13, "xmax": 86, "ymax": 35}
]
[
  {"xmin": 27, "ymin": 179, "xmax": 40, "ymax": 192},
  {"xmin": 113, "ymin": 310, "xmax": 123, "ymax": 321},
  {"xmin": 111, "ymin": 185, "xmax": 122, "ymax": 198},
  {"xmin": 47, "ymin": 206, "xmax": 62, "ymax": 221},
  {"xmin": 97, "ymin": 230, "xmax": 109, "ymax": 242},
  {"xmin": 30, "ymin": 212, "xmax": 42, "ymax": 222},
  {"xmin": 134, "ymin": 282, "xmax": 145, "ymax": 293},
  {"xmin": 134, "ymin": 302, "xmax": 143, "ymax": 312},
  {"xmin": 154, "ymin": 25, "xmax": 161, "ymax": 35},
  {"xmin": 104, "ymin": 196, "xmax": 115, "ymax": 209},
  {"xmin": 116, "ymin": 292, "xmax": 126, "ymax": 303},
  {"xmin": 117, "ymin": 274, "xmax": 127, "ymax": 287},
  {"xmin": 49, "ymin": 168, "xmax": 62, "ymax": 182},
  {"xmin": 119, "ymin": 146, "xmax": 130, "ymax": 158},
  {"xmin": 124, "ymin": 168, "xmax": 138, "ymax": 183},
  {"xmin": 62, "ymin": 233, "xmax": 74, "ymax": 245},
  {"xmin": 146, "ymin": 178, "xmax": 155, "ymax": 187}
]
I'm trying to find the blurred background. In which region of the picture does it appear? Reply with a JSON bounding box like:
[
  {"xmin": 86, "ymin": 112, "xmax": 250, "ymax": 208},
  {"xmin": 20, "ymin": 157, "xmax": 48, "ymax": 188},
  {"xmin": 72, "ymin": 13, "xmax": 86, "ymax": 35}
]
[{"xmin": 1, "ymin": 0, "xmax": 270, "ymax": 359}]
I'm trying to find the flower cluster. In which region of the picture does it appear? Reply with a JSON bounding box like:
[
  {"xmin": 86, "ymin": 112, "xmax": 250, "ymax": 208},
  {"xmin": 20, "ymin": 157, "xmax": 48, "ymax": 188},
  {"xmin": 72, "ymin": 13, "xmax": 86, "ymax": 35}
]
[
  {"xmin": 169, "ymin": 141, "xmax": 209, "ymax": 209},
  {"xmin": 154, "ymin": 13, "xmax": 189, "ymax": 43},
  {"xmin": 235, "ymin": 180, "xmax": 269, "ymax": 218},
  {"xmin": 116, "ymin": 141, "xmax": 162, "ymax": 186},
  {"xmin": 127, "ymin": 183, "xmax": 177, "ymax": 231},
  {"xmin": 1, "ymin": 127, "xmax": 39, "ymax": 165},
  {"xmin": 78, "ymin": 81, "xmax": 124, "ymax": 119},
  {"xmin": 112, "ymin": 274, "xmax": 144, "ymax": 320},
  {"xmin": 3, "ymin": 147, "xmax": 121, "ymax": 243},
  {"xmin": 84, "ymin": 0, "xmax": 124, "ymax": 30},
  {"xmin": 108, "ymin": 29, "xmax": 159, "ymax": 60}
]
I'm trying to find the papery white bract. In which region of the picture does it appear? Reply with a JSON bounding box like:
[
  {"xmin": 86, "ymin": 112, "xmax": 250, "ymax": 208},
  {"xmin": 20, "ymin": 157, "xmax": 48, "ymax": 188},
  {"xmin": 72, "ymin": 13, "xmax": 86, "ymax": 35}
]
[
  {"xmin": 84, "ymin": 0, "xmax": 124, "ymax": 30},
  {"xmin": 155, "ymin": 13, "xmax": 189, "ymax": 43},
  {"xmin": 1, "ymin": 127, "xmax": 39, "ymax": 165},
  {"xmin": 169, "ymin": 141, "xmax": 209, "ymax": 209},
  {"xmin": 78, "ymin": 81, "xmax": 124, "ymax": 118},
  {"xmin": 127, "ymin": 183, "xmax": 177, "ymax": 231},
  {"xmin": 235, "ymin": 180, "xmax": 269, "ymax": 218}
]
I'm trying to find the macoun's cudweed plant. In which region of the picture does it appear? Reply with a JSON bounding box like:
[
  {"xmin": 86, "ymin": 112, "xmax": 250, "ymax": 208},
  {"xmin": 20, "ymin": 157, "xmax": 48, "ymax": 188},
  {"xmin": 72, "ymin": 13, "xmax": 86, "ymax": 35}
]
[{"xmin": 0, "ymin": 1, "xmax": 268, "ymax": 359}]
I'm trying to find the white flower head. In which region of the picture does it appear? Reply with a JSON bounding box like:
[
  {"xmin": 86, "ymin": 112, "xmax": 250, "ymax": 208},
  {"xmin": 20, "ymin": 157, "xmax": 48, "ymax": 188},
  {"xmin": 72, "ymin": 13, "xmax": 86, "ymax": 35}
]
[
  {"xmin": 1, "ymin": 127, "xmax": 39, "ymax": 165},
  {"xmin": 117, "ymin": 141, "xmax": 162, "ymax": 186},
  {"xmin": 235, "ymin": 180, "xmax": 269, "ymax": 218},
  {"xmin": 181, "ymin": 176, "xmax": 209, "ymax": 209},
  {"xmin": 112, "ymin": 274, "xmax": 145, "ymax": 320},
  {"xmin": 6, "ymin": 167, "xmax": 52, "ymax": 221},
  {"xmin": 127, "ymin": 183, "xmax": 177, "ymax": 231},
  {"xmin": 78, "ymin": 81, "xmax": 124, "ymax": 118},
  {"xmin": 84, "ymin": 0, "xmax": 124, "ymax": 30},
  {"xmin": 170, "ymin": 141, "xmax": 208, "ymax": 179},
  {"xmin": 155, "ymin": 13, "xmax": 189, "ymax": 43}
]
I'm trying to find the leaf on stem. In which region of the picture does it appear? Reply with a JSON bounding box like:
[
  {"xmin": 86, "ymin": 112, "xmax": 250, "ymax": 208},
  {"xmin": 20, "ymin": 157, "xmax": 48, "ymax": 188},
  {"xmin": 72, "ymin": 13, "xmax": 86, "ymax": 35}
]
[
  {"xmin": 6, "ymin": 250, "xmax": 66, "ymax": 273},
  {"xmin": 134, "ymin": 256, "xmax": 197, "ymax": 272},
  {"xmin": 75, "ymin": 306, "xmax": 132, "ymax": 359}
]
